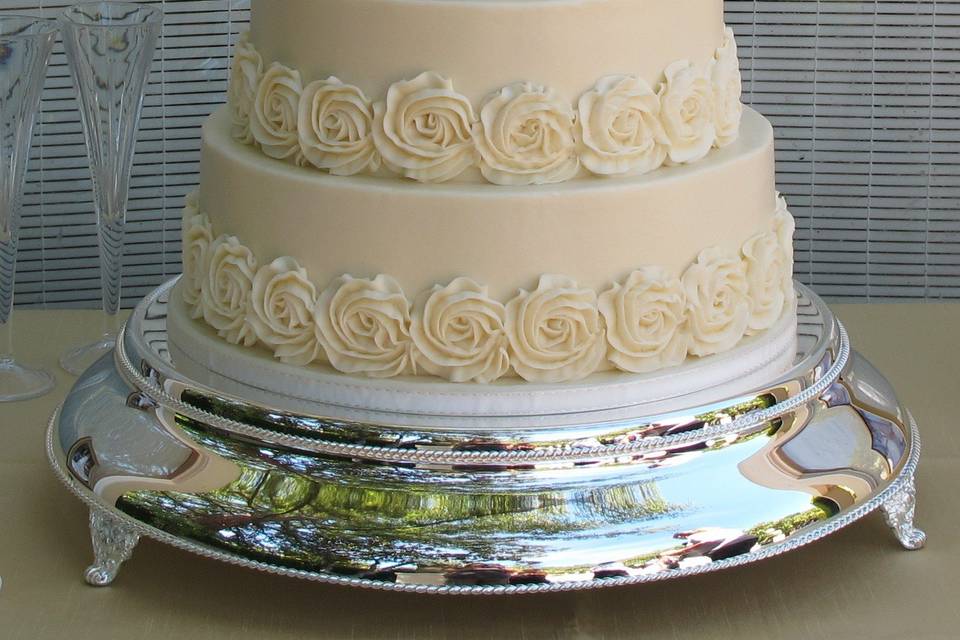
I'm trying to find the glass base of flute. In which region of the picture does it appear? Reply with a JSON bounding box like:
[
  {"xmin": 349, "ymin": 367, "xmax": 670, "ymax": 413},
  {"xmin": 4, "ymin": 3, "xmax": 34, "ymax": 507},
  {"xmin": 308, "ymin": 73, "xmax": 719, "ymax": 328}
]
[
  {"xmin": 0, "ymin": 361, "xmax": 56, "ymax": 402},
  {"xmin": 58, "ymin": 316, "xmax": 119, "ymax": 377},
  {"xmin": 0, "ymin": 323, "xmax": 55, "ymax": 402}
]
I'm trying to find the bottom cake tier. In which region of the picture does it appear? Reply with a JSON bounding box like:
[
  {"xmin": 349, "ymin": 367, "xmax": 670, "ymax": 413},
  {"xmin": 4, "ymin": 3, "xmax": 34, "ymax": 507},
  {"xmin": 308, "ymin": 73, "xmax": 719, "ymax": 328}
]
[{"xmin": 167, "ymin": 279, "xmax": 798, "ymax": 417}]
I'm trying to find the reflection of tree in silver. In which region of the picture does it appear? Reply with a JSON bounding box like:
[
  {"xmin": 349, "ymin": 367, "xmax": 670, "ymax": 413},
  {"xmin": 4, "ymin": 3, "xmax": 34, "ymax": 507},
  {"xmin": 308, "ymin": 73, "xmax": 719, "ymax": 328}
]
[
  {"xmin": 630, "ymin": 498, "xmax": 834, "ymax": 574},
  {"xmin": 117, "ymin": 421, "xmax": 687, "ymax": 582},
  {"xmin": 746, "ymin": 499, "xmax": 835, "ymax": 545}
]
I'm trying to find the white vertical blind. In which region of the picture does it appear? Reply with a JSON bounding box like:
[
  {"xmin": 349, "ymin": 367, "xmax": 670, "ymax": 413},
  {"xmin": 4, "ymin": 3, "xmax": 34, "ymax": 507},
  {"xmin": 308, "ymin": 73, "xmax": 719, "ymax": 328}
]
[{"xmin": 4, "ymin": 0, "xmax": 958, "ymax": 306}]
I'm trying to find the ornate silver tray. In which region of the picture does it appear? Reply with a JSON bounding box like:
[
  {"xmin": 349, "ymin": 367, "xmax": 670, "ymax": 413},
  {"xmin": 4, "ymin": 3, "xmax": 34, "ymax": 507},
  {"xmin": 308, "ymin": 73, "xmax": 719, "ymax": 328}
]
[{"xmin": 47, "ymin": 279, "xmax": 926, "ymax": 595}]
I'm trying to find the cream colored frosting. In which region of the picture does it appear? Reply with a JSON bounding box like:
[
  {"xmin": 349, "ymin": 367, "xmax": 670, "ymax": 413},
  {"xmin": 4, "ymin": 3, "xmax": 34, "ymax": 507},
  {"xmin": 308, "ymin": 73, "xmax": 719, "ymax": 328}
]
[
  {"xmin": 181, "ymin": 175, "xmax": 795, "ymax": 382},
  {"xmin": 474, "ymin": 82, "xmax": 579, "ymax": 186},
  {"xmin": 227, "ymin": 32, "xmax": 261, "ymax": 146},
  {"xmin": 742, "ymin": 230, "xmax": 789, "ymax": 334},
  {"xmin": 659, "ymin": 61, "xmax": 716, "ymax": 164},
  {"xmin": 682, "ymin": 247, "xmax": 751, "ymax": 358},
  {"xmin": 249, "ymin": 0, "xmax": 724, "ymax": 109},
  {"xmin": 168, "ymin": 278, "xmax": 798, "ymax": 418},
  {"xmin": 183, "ymin": 0, "xmax": 795, "ymax": 389},
  {"xmin": 505, "ymin": 274, "xmax": 607, "ymax": 382},
  {"xmin": 578, "ymin": 76, "xmax": 668, "ymax": 177},
  {"xmin": 373, "ymin": 71, "xmax": 477, "ymax": 183},
  {"xmin": 774, "ymin": 195, "xmax": 797, "ymax": 303},
  {"xmin": 249, "ymin": 63, "xmax": 303, "ymax": 162},
  {"xmin": 199, "ymin": 235, "xmax": 258, "ymax": 347},
  {"xmin": 713, "ymin": 27, "xmax": 744, "ymax": 148},
  {"xmin": 599, "ymin": 267, "xmax": 689, "ymax": 374},
  {"xmin": 231, "ymin": 16, "xmax": 742, "ymax": 184},
  {"xmin": 248, "ymin": 256, "xmax": 322, "ymax": 366},
  {"xmin": 180, "ymin": 198, "xmax": 211, "ymax": 320},
  {"xmin": 199, "ymin": 106, "xmax": 777, "ymax": 302},
  {"xmin": 411, "ymin": 277, "xmax": 511, "ymax": 384},
  {"xmin": 180, "ymin": 209, "xmax": 793, "ymax": 382},
  {"xmin": 298, "ymin": 77, "xmax": 380, "ymax": 176},
  {"xmin": 316, "ymin": 274, "xmax": 416, "ymax": 378}
]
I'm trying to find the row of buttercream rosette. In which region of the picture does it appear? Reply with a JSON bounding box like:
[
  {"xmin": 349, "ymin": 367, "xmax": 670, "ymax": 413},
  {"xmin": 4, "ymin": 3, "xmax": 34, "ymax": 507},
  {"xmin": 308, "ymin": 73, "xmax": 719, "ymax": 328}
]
[
  {"xmin": 227, "ymin": 26, "xmax": 744, "ymax": 186},
  {"xmin": 180, "ymin": 192, "xmax": 796, "ymax": 384}
]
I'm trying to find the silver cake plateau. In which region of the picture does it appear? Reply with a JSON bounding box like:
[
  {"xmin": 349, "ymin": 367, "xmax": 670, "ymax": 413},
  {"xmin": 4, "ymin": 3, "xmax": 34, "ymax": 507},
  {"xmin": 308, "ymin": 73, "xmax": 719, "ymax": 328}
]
[{"xmin": 47, "ymin": 278, "xmax": 926, "ymax": 595}]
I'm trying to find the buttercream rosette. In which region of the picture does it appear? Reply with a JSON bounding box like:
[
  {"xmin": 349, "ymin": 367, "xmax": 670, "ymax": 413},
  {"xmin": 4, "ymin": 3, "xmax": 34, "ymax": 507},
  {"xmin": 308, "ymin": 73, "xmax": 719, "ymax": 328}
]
[
  {"xmin": 201, "ymin": 236, "xmax": 258, "ymax": 347},
  {"xmin": 181, "ymin": 204, "xmax": 213, "ymax": 320},
  {"xmin": 506, "ymin": 275, "xmax": 606, "ymax": 382},
  {"xmin": 250, "ymin": 62, "xmax": 303, "ymax": 161},
  {"xmin": 316, "ymin": 274, "xmax": 415, "ymax": 378},
  {"xmin": 773, "ymin": 194, "xmax": 797, "ymax": 303},
  {"xmin": 227, "ymin": 32, "xmax": 263, "ymax": 145},
  {"xmin": 298, "ymin": 76, "xmax": 380, "ymax": 176},
  {"xmin": 474, "ymin": 82, "xmax": 580, "ymax": 186},
  {"xmin": 410, "ymin": 277, "xmax": 511, "ymax": 383},
  {"xmin": 711, "ymin": 27, "xmax": 744, "ymax": 148},
  {"xmin": 372, "ymin": 72, "xmax": 476, "ymax": 183},
  {"xmin": 600, "ymin": 267, "xmax": 690, "ymax": 373},
  {"xmin": 658, "ymin": 60, "xmax": 717, "ymax": 165},
  {"xmin": 682, "ymin": 247, "xmax": 750, "ymax": 357},
  {"xmin": 741, "ymin": 231, "xmax": 788, "ymax": 334},
  {"xmin": 578, "ymin": 75, "xmax": 669, "ymax": 177},
  {"xmin": 249, "ymin": 257, "xmax": 322, "ymax": 366}
]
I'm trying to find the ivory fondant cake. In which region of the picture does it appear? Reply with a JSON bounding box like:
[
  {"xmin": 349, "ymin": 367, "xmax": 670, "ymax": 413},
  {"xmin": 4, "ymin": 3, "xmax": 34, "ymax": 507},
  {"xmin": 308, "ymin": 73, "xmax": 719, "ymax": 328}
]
[{"xmin": 176, "ymin": 0, "xmax": 798, "ymax": 405}]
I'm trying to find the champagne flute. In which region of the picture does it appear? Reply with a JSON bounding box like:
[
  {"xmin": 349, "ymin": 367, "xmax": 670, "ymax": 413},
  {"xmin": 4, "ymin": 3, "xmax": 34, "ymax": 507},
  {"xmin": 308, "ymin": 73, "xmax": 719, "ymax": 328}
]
[
  {"xmin": 58, "ymin": 1, "xmax": 161, "ymax": 376},
  {"xmin": 0, "ymin": 15, "xmax": 58, "ymax": 402}
]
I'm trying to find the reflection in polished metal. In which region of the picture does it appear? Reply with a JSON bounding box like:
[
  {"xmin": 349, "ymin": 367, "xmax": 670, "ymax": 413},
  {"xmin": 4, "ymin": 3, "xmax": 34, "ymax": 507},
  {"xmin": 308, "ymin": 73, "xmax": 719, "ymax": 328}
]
[
  {"xmin": 46, "ymin": 279, "xmax": 926, "ymax": 594},
  {"xmin": 85, "ymin": 510, "xmax": 140, "ymax": 586}
]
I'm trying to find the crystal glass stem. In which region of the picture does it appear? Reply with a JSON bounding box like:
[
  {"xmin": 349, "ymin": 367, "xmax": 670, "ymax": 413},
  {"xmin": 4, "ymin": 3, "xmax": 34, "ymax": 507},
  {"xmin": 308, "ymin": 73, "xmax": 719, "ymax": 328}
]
[
  {"xmin": 0, "ymin": 237, "xmax": 16, "ymax": 358},
  {"xmin": 0, "ymin": 16, "xmax": 58, "ymax": 402},
  {"xmin": 58, "ymin": 2, "xmax": 161, "ymax": 376},
  {"xmin": 98, "ymin": 214, "xmax": 124, "ymax": 325}
]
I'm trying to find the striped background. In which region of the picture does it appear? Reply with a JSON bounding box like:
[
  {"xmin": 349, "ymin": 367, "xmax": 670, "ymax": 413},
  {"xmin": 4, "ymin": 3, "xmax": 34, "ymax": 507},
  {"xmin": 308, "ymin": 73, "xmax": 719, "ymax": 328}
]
[{"xmin": 4, "ymin": 0, "xmax": 959, "ymax": 307}]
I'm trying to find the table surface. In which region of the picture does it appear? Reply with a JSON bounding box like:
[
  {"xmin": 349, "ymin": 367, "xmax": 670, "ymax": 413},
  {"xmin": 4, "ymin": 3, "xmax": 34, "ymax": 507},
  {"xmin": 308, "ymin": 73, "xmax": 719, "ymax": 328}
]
[{"xmin": 1, "ymin": 304, "xmax": 958, "ymax": 640}]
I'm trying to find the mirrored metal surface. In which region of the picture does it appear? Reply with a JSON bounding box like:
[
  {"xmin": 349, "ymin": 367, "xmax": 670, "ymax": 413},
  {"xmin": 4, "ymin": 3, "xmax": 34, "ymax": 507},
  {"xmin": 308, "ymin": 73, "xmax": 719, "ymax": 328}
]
[{"xmin": 47, "ymin": 279, "xmax": 924, "ymax": 593}]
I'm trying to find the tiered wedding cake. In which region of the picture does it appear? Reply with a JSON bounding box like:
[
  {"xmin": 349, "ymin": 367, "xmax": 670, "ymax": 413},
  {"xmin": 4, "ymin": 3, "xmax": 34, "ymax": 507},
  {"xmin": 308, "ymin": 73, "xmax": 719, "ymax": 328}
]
[{"xmin": 172, "ymin": 0, "xmax": 797, "ymax": 415}]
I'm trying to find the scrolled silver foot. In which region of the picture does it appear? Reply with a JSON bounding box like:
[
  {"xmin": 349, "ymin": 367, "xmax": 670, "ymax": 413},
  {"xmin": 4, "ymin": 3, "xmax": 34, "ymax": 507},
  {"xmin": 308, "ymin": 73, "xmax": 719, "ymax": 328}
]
[
  {"xmin": 84, "ymin": 509, "xmax": 140, "ymax": 586},
  {"xmin": 881, "ymin": 475, "xmax": 927, "ymax": 550}
]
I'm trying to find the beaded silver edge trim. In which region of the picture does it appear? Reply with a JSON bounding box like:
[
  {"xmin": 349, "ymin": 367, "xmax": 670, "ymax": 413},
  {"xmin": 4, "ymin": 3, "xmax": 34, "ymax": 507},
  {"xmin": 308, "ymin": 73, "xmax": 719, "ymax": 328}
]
[{"xmin": 45, "ymin": 406, "xmax": 921, "ymax": 596}]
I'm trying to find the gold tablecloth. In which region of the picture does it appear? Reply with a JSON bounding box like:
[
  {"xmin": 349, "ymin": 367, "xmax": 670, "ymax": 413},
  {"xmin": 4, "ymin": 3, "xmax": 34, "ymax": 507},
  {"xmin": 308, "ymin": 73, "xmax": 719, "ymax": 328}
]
[{"xmin": 1, "ymin": 304, "xmax": 957, "ymax": 640}]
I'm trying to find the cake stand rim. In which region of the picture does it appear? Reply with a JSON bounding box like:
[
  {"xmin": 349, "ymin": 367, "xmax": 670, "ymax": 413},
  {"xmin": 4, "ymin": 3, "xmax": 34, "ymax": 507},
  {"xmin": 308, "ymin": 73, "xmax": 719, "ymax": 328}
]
[{"xmin": 110, "ymin": 278, "xmax": 844, "ymax": 463}]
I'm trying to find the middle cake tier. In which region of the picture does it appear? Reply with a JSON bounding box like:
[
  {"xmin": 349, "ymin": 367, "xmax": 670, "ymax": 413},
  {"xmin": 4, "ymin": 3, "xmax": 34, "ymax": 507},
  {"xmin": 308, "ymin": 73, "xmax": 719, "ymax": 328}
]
[{"xmin": 195, "ymin": 105, "xmax": 779, "ymax": 303}]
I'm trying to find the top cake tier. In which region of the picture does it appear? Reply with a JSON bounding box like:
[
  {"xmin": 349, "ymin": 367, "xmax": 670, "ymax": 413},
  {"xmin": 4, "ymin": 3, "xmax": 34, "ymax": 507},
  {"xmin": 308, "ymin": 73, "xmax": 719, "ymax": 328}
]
[
  {"xmin": 249, "ymin": 0, "xmax": 725, "ymax": 106},
  {"xmin": 238, "ymin": 0, "xmax": 739, "ymax": 185}
]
